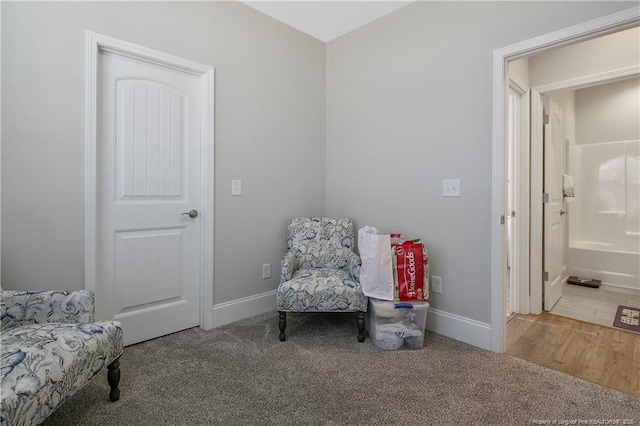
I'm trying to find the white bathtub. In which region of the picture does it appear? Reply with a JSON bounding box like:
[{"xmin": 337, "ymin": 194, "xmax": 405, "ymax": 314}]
[{"xmin": 568, "ymin": 240, "xmax": 640, "ymax": 290}]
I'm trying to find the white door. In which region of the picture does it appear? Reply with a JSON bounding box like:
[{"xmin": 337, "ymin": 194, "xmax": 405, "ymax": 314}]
[
  {"xmin": 543, "ymin": 97, "xmax": 566, "ymax": 311},
  {"xmin": 97, "ymin": 49, "xmax": 203, "ymax": 345}
]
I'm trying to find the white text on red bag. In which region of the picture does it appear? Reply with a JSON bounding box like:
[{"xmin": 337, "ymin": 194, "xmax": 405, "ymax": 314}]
[{"xmin": 393, "ymin": 240, "xmax": 428, "ymax": 301}]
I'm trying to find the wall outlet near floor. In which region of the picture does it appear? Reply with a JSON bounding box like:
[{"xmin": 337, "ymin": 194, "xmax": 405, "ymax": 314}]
[
  {"xmin": 432, "ymin": 276, "xmax": 442, "ymax": 294},
  {"xmin": 262, "ymin": 263, "xmax": 271, "ymax": 280}
]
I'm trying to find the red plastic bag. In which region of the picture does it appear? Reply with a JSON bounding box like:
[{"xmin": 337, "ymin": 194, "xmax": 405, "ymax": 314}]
[{"xmin": 392, "ymin": 239, "xmax": 428, "ymax": 301}]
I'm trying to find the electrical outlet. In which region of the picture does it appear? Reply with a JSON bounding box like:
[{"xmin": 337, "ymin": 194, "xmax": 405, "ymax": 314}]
[
  {"xmin": 232, "ymin": 179, "xmax": 242, "ymax": 196},
  {"xmin": 442, "ymin": 179, "xmax": 460, "ymax": 197},
  {"xmin": 262, "ymin": 263, "xmax": 271, "ymax": 280},
  {"xmin": 431, "ymin": 276, "xmax": 442, "ymax": 294}
]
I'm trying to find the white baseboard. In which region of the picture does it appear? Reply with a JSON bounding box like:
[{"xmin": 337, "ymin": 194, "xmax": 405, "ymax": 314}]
[
  {"xmin": 211, "ymin": 290, "xmax": 277, "ymax": 328},
  {"xmin": 209, "ymin": 291, "xmax": 493, "ymax": 351},
  {"xmin": 426, "ymin": 307, "xmax": 492, "ymax": 351}
]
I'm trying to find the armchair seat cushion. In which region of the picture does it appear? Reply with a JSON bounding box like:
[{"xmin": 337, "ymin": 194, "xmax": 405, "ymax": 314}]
[
  {"xmin": 278, "ymin": 268, "xmax": 367, "ymax": 313},
  {"xmin": 1, "ymin": 321, "xmax": 122, "ymax": 425}
]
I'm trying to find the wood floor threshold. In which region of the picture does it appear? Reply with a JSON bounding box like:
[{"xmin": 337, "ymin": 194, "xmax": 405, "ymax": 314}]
[
  {"xmin": 506, "ymin": 312, "xmax": 640, "ymax": 398},
  {"xmin": 547, "ymin": 311, "xmax": 640, "ymax": 337},
  {"xmin": 522, "ymin": 312, "xmax": 639, "ymax": 338}
]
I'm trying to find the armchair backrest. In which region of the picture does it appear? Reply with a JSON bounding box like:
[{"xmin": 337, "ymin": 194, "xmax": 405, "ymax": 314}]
[{"xmin": 286, "ymin": 217, "xmax": 355, "ymax": 270}]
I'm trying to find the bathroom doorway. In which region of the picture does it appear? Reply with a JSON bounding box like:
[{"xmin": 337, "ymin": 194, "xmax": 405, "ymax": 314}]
[
  {"xmin": 505, "ymin": 27, "xmax": 640, "ymax": 324},
  {"xmin": 544, "ymin": 78, "xmax": 640, "ymax": 327},
  {"xmin": 495, "ymin": 8, "xmax": 640, "ymax": 395}
]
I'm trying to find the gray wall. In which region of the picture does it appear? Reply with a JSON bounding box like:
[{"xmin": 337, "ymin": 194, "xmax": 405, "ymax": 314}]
[
  {"xmin": 575, "ymin": 78, "xmax": 640, "ymax": 145},
  {"xmin": 1, "ymin": 1, "xmax": 327, "ymax": 304},
  {"xmin": 325, "ymin": 1, "xmax": 633, "ymax": 323},
  {"xmin": 2, "ymin": 1, "xmax": 635, "ymax": 326}
]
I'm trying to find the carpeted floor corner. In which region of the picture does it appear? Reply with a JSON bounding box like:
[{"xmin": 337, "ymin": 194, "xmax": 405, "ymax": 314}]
[{"xmin": 43, "ymin": 311, "xmax": 640, "ymax": 425}]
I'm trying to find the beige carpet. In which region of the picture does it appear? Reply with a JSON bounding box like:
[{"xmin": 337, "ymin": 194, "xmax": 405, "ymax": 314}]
[{"xmin": 44, "ymin": 311, "xmax": 640, "ymax": 425}]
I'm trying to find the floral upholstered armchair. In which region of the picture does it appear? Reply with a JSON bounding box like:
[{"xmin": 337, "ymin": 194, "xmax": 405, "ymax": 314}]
[
  {"xmin": 1, "ymin": 290, "xmax": 123, "ymax": 426},
  {"xmin": 277, "ymin": 217, "xmax": 368, "ymax": 342}
]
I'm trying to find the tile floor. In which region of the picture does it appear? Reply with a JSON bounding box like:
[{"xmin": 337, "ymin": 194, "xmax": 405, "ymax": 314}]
[{"xmin": 549, "ymin": 282, "xmax": 640, "ymax": 328}]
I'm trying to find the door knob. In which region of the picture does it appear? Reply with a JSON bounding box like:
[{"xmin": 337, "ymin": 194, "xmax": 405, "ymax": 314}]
[
  {"xmin": 182, "ymin": 210, "xmax": 198, "ymax": 219},
  {"xmin": 560, "ymin": 210, "xmax": 568, "ymax": 216}
]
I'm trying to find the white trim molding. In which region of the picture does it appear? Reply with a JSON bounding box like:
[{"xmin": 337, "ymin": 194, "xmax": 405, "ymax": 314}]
[
  {"xmin": 84, "ymin": 31, "xmax": 216, "ymax": 330},
  {"xmin": 212, "ymin": 291, "xmax": 277, "ymax": 328},
  {"xmin": 507, "ymin": 70, "xmax": 529, "ymax": 95},
  {"xmin": 490, "ymin": 6, "xmax": 640, "ymax": 353},
  {"xmin": 426, "ymin": 308, "xmax": 492, "ymax": 351},
  {"xmin": 533, "ymin": 64, "xmax": 640, "ymax": 94},
  {"xmin": 529, "ymin": 89, "xmax": 544, "ymax": 316}
]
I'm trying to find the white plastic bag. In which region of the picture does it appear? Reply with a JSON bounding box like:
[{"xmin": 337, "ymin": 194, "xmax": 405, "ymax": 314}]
[{"xmin": 358, "ymin": 226, "xmax": 395, "ymax": 300}]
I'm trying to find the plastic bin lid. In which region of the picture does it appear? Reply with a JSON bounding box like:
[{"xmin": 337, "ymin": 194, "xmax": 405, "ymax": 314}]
[{"xmin": 369, "ymin": 298, "xmax": 429, "ymax": 309}]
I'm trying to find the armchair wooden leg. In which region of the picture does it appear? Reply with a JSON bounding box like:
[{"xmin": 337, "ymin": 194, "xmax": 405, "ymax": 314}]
[
  {"xmin": 356, "ymin": 312, "xmax": 365, "ymax": 342},
  {"xmin": 107, "ymin": 356, "xmax": 121, "ymax": 402},
  {"xmin": 279, "ymin": 311, "xmax": 286, "ymax": 341}
]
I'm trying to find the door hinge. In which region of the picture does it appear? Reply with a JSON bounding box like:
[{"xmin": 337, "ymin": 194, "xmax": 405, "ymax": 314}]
[
  {"xmin": 543, "ymin": 114, "xmax": 550, "ymax": 125},
  {"xmin": 500, "ymin": 215, "xmax": 505, "ymax": 225},
  {"xmin": 511, "ymin": 210, "xmax": 516, "ymax": 218},
  {"xmin": 543, "ymin": 271, "xmax": 549, "ymax": 282},
  {"xmin": 543, "ymin": 192, "xmax": 550, "ymax": 203}
]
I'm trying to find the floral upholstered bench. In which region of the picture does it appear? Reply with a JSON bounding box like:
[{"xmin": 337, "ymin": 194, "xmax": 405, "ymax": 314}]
[{"xmin": 0, "ymin": 290, "xmax": 123, "ymax": 426}]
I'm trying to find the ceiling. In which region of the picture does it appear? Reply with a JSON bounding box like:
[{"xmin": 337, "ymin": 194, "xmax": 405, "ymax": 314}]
[{"xmin": 241, "ymin": 1, "xmax": 413, "ymax": 42}]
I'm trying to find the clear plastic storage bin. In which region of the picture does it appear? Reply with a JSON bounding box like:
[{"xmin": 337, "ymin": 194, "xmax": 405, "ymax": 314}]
[{"xmin": 368, "ymin": 298, "xmax": 429, "ymax": 350}]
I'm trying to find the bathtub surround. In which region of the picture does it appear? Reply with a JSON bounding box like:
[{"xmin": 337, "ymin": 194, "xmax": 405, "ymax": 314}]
[
  {"xmin": 568, "ymin": 241, "xmax": 640, "ymax": 291},
  {"xmin": 570, "ymin": 140, "xmax": 640, "ymax": 253},
  {"xmin": 567, "ymin": 139, "xmax": 640, "ymax": 290}
]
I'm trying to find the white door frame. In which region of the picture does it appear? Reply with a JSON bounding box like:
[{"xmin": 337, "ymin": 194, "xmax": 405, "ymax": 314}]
[
  {"xmin": 506, "ymin": 72, "xmax": 530, "ymax": 315},
  {"xmin": 84, "ymin": 31, "xmax": 215, "ymax": 330},
  {"xmin": 490, "ymin": 6, "xmax": 639, "ymax": 352}
]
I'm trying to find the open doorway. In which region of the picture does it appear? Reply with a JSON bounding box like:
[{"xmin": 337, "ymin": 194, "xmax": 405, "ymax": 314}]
[
  {"xmin": 490, "ymin": 6, "xmax": 640, "ymax": 353},
  {"xmin": 532, "ymin": 78, "xmax": 640, "ymax": 327},
  {"xmin": 505, "ymin": 27, "xmax": 639, "ymax": 320}
]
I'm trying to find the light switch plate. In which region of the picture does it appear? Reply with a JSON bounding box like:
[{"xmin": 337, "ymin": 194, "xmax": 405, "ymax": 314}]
[
  {"xmin": 442, "ymin": 179, "xmax": 460, "ymax": 197},
  {"xmin": 232, "ymin": 179, "xmax": 242, "ymax": 196}
]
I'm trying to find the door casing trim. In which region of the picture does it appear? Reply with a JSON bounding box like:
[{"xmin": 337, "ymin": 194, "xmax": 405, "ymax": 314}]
[
  {"xmin": 490, "ymin": 6, "xmax": 639, "ymax": 352},
  {"xmin": 84, "ymin": 31, "xmax": 215, "ymax": 330}
]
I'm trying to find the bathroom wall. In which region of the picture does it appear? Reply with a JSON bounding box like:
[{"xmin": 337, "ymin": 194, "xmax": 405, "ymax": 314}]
[{"xmin": 571, "ymin": 78, "xmax": 640, "ymax": 252}]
